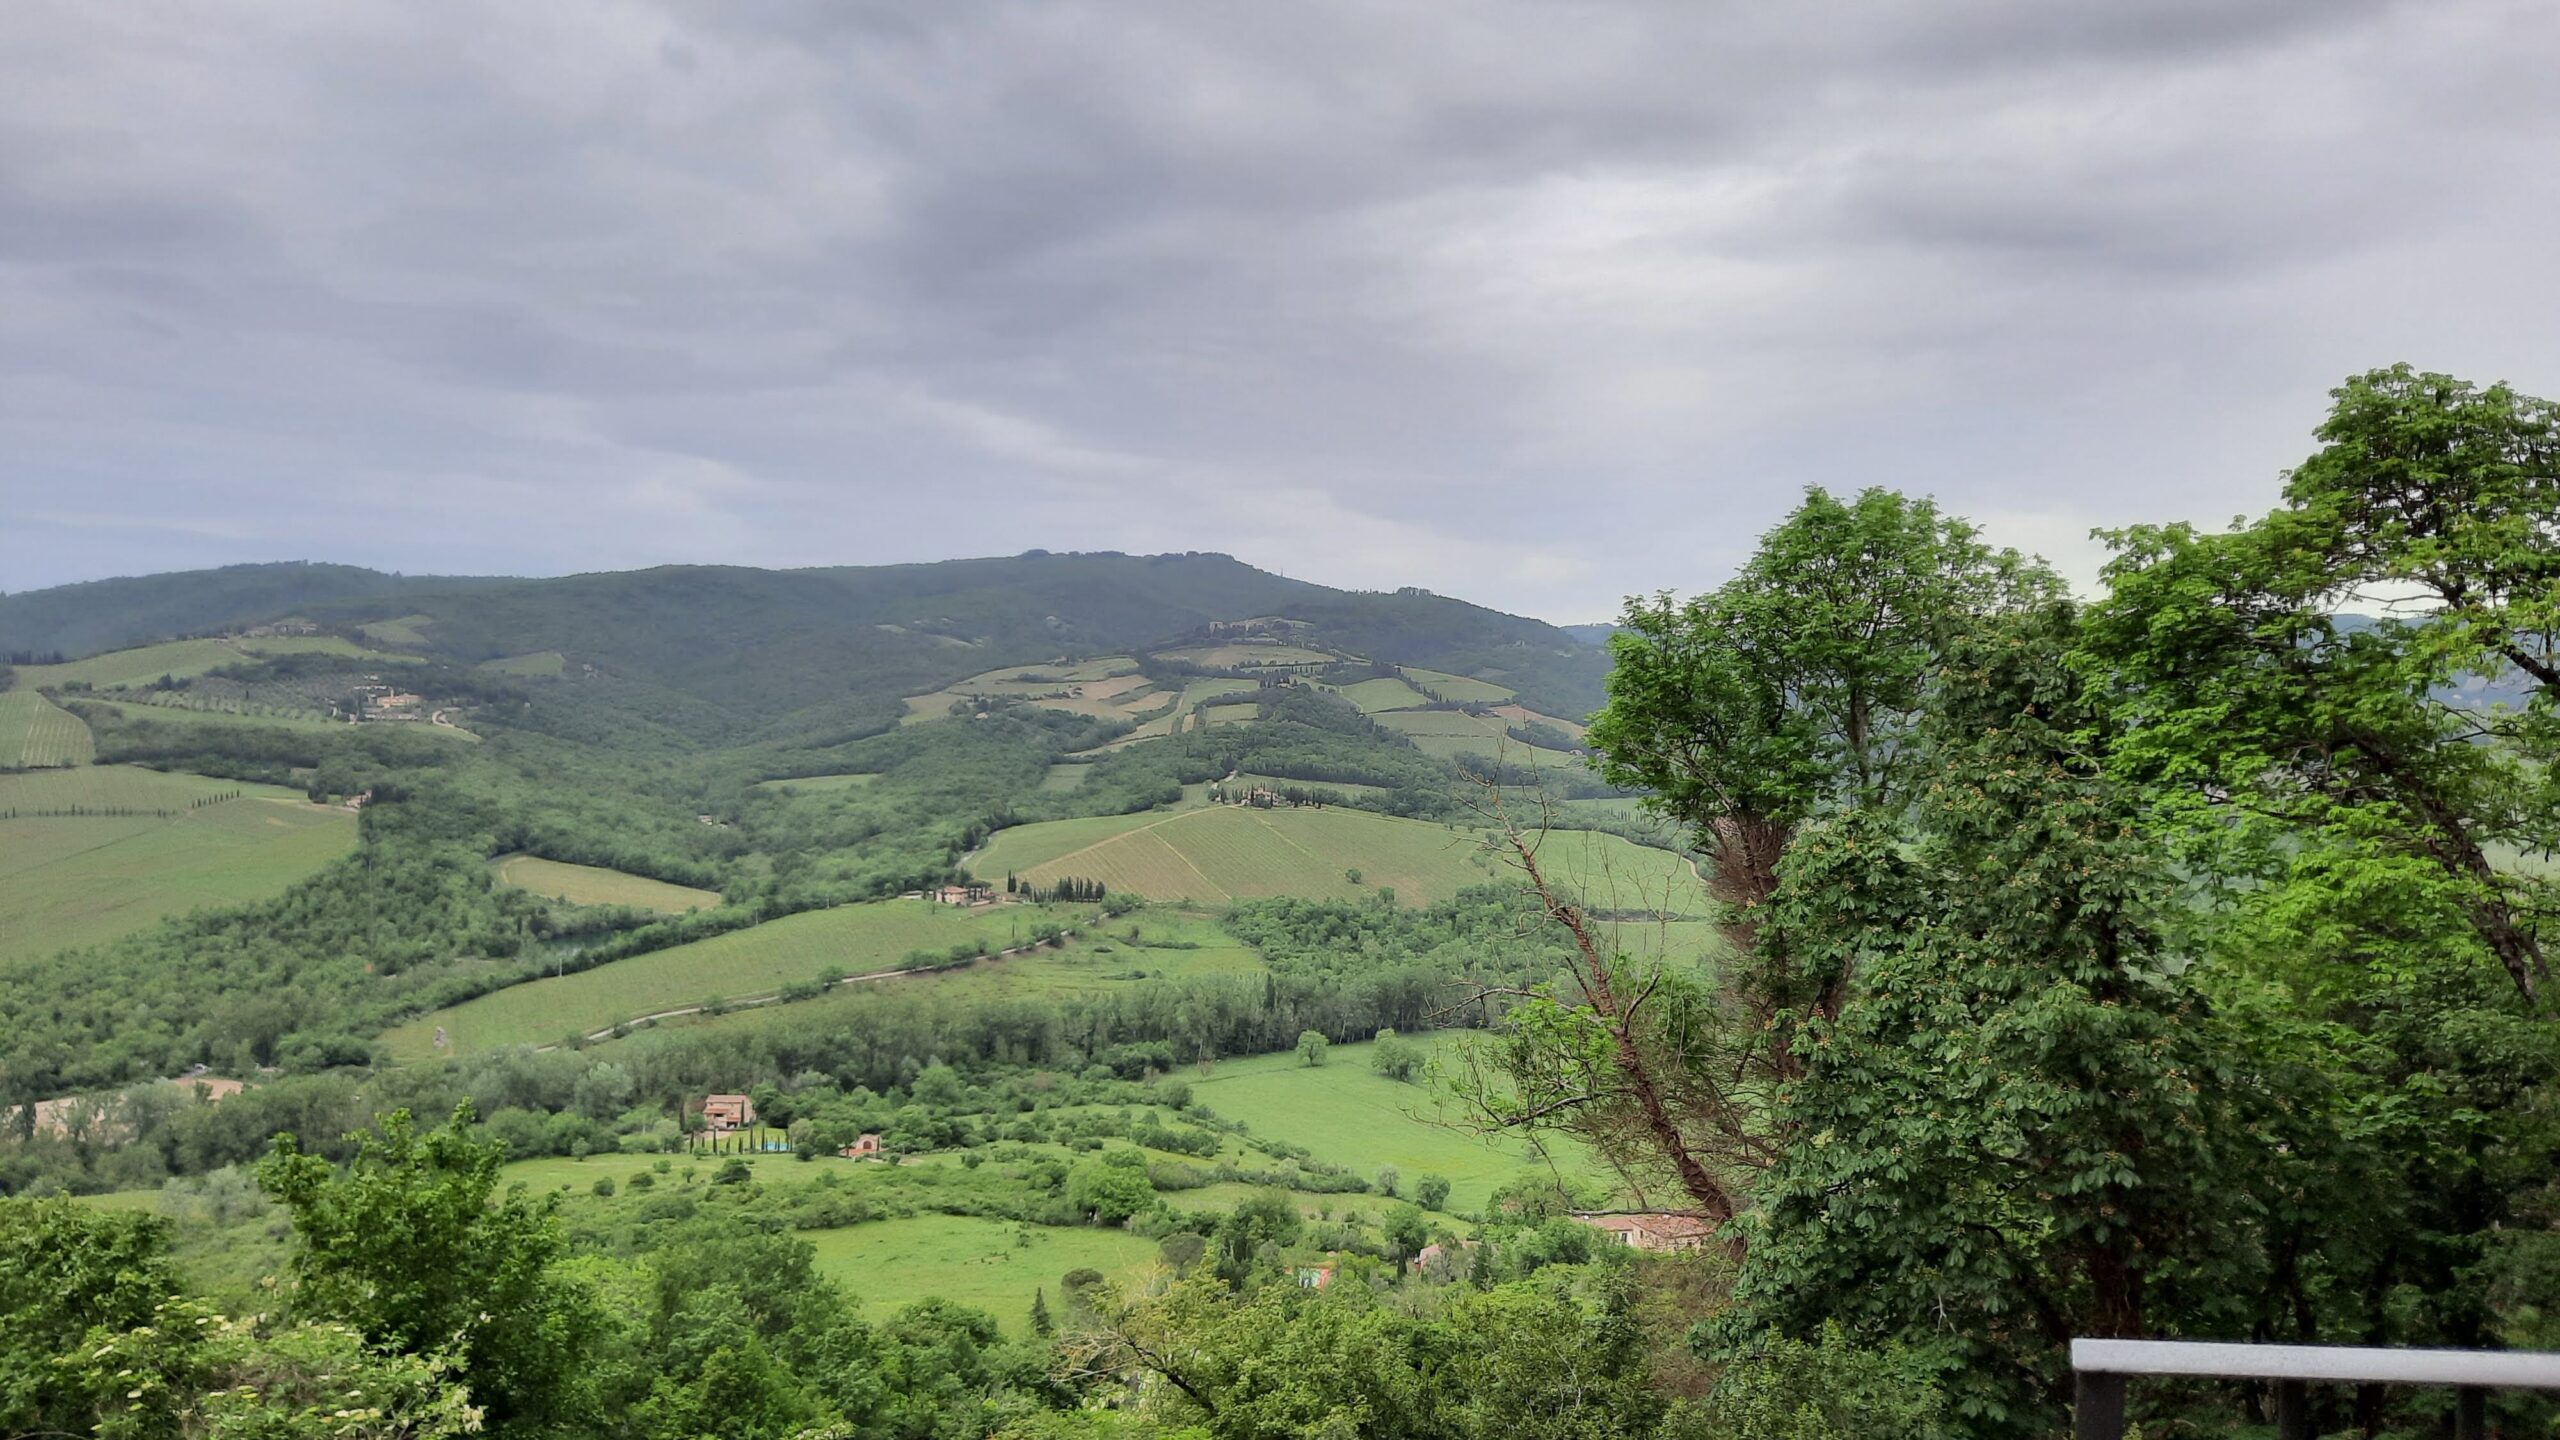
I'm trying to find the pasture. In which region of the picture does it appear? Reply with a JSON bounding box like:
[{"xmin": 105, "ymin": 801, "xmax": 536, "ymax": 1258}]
[
  {"xmin": 1374, "ymin": 710, "xmax": 1586, "ymax": 769},
  {"xmin": 15, "ymin": 635, "xmax": 401, "ymax": 691},
  {"xmin": 1040, "ymin": 762, "xmax": 1092, "ymax": 791},
  {"xmin": 0, "ymin": 781, "xmax": 357, "ymax": 962},
  {"xmin": 1187, "ymin": 1037, "xmax": 1604, "ymax": 1214},
  {"xmin": 480, "ymin": 650, "xmax": 568, "ymax": 678},
  {"xmin": 1397, "ymin": 668, "xmax": 1516, "ymax": 704},
  {"xmin": 0, "ymin": 764, "xmax": 257, "ymax": 815},
  {"xmin": 902, "ymin": 658, "xmax": 1162, "ymax": 726},
  {"xmin": 69, "ymin": 697, "xmax": 401, "ymax": 737},
  {"xmin": 808, "ymin": 1215, "xmax": 1164, "ymax": 1332},
  {"xmin": 0, "ymin": 691, "xmax": 94, "ymax": 767},
  {"xmin": 357, "ymin": 615, "xmax": 436, "ymax": 646},
  {"xmin": 379, "ymin": 898, "xmax": 1108, "ymax": 1059},
  {"xmin": 1154, "ymin": 642, "xmax": 1337, "ymax": 668},
  {"xmin": 1085, "ymin": 678, "xmax": 1255, "ymax": 750},
  {"xmin": 585, "ymin": 908, "xmax": 1265, "ymax": 1049},
  {"xmin": 1327, "ymin": 676, "xmax": 1431, "ymax": 712},
  {"xmin": 755, "ymin": 771, "xmax": 880, "ymax": 794},
  {"xmin": 970, "ymin": 804, "xmax": 1698, "ymax": 910},
  {"xmin": 491, "ymin": 855, "xmax": 720, "ymax": 914}
]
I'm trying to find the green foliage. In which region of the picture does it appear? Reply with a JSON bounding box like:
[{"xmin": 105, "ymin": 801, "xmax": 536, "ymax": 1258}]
[
  {"xmin": 1729, "ymin": 612, "xmax": 2247, "ymax": 1435},
  {"xmin": 1697, "ymin": 1324, "xmax": 1949, "ymax": 1440},
  {"xmin": 256, "ymin": 1104, "xmax": 607, "ymax": 1431},
  {"xmin": 0, "ymin": 1197, "xmax": 181, "ymax": 1433},
  {"xmin": 1066, "ymin": 1149, "xmax": 1159, "ymax": 1225},
  {"xmin": 1370, "ymin": 1028, "xmax": 1423, "ymax": 1082},
  {"xmin": 1295, "ymin": 1030, "xmax": 1329, "ymax": 1066}
]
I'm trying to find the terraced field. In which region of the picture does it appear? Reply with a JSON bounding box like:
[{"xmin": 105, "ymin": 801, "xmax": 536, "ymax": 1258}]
[
  {"xmin": 379, "ymin": 898, "xmax": 1108, "ymax": 1059},
  {"xmin": 0, "ymin": 780, "xmax": 357, "ymax": 961},
  {"xmin": 491, "ymin": 855, "xmax": 720, "ymax": 913},
  {"xmin": 970, "ymin": 804, "xmax": 1704, "ymax": 911},
  {"xmin": 0, "ymin": 691, "xmax": 94, "ymax": 767}
]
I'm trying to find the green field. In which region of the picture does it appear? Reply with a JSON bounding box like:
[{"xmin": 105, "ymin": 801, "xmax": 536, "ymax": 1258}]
[
  {"xmin": 70, "ymin": 696, "xmax": 374, "ymax": 736},
  {"xmin": 492, "ymin": 855, "xmax": 720, "ymax": 913},
  {"xmin": 1398, "ymin": 668, "xmax": 1515, "ymax": 704},
  {"xmin": 1088, "ymin": 678, "xmax": 1255, "ymax": 750},
  {"xmin": 1188, "ymin": 1038, "xmax": 1602, "ymax": 1213},
  {"xmin": 358, "ymin": 615, "xmax": 437, "ymax": 646},
  {"xmin": 0, "ymin": 764, "xmax": 257, "ymax": 814},
  {"xmin": 0, "ymin": 691, "xmax": 94, "ymax": 767},
  {"xmin": 0, "ymin": 781, "xmax": 357, "ymax": 961},
  {"xmin": 1231, "ymin": 771, "xmax": 1388, "ymax": 798},
  {"xmin": 1328, "ymin": 676, "xmax": 1432, "ymax": 712},
  {"xmin": 1039, "ymin": 762, "xmax": 1092, "ymax": 791},
  {"xmin": 808, "ymin": 1215, "xmax": 1163, "ymax": 1331},
  {"xmin": 380, "ymin": 899, "xmax": 1108, "ymax": 1058},
  {"xmin": 16, "ymin": 635, "xmax": 401, "ymax": 691},
  {"xmin": 480, "ymin": 650, "xmax": 567, "ymax": 678},
  {"xmin": 1155, "ymin": 643, "xmax": 1337, "ymax": 668},
  {"xmin": 755, "ymin": 771, "xmax": 880, "ymax": 794},
  {"xmin": 1374, "ymin": 710, "xmax": 1585, "ymax": 769},
  {"xmin": 969, "ymin": 804, "xmax": 1700, "ymax": 910},
  {"xmin": 611, "ymin": 908, "xmax": 1267, "ymax": 1048},
  {"xmin": 903, "ymin": 659, "xmax": 1162, "ymax": 726}
]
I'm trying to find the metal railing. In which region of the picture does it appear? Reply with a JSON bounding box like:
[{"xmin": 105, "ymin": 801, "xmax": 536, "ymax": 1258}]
[{"xmin": 2072, "ymin": 1339, "xmax": 2560, "ymax": 1440}]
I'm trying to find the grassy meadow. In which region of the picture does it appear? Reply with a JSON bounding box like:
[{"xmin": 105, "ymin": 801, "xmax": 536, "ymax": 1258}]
[
  {"xmin": 1188, "ymin": 1037, "xmax": 1600, "ymax": 1213},
  {"xmin": 1397, "ymin": 668, "xmax": 1516, "ymax": 704},
  {"xmin": 492, "ymin": 854, "xmax": 721, "ymax": 913},
  {"xmin": 0, "ymin": 690, "xmax": 95, "ymax": 767},
  {"xmin": 380, "ymin": 898, "xmax": 1109, "ymax": 1058},
  {"xmin": 0, "ymin": 777, "xmax": 357, "ymax": 962},
  {"xmin": 1326, "ymin": 676, "xmax": 1432, "ymax": 712},
  {"xmin": 480, "ymin": 650, "xmax": 568, "ymax": 678},
  {"xmin": 808, "ymin": 1215, "xmax": 1163, "ymax": 1331},
  {"xmin": 969, "ymin": 804, "xmax": 1703, "ymax": 911},
  {"xmin": 602, "ymin": 908, "xmax": 1267, "ymax": 1050},
  {"xmin": 755, "ymin": 771, "xmax": 880, "ymax": 794},
  {"xmin": 15, "ymin": 635, "xmax": 402, "ymax": 691}
]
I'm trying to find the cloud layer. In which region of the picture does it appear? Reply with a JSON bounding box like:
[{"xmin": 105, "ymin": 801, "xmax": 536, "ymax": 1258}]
[{"xmin": 5, "ymin": 1, "xmax": 2556, "ymax": 620}]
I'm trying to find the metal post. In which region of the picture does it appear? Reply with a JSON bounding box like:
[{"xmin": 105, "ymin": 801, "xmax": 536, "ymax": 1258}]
[
  {"xmin": 2075, "ymin": 1370, "xmax": 2127, "ymax": 1440},
  {"xmin": 2454, "ymin": 1386, "xmax": 2485, "ymax": 1440},
  {"xmin": 2277, "ymin": 1379, "xmax": 2313, "ymax": 1440}
]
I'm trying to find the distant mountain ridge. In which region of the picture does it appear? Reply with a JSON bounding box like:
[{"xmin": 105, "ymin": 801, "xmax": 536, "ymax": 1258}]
[{"xmin": 1, "ymin": 552, "xmax": 1610, "ymax": 725}]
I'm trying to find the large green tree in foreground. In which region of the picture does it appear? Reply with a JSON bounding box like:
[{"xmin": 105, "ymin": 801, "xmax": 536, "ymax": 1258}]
[{"xmin": 258, "ymin": 1104, "xmax": 607, "ymax": 1434}]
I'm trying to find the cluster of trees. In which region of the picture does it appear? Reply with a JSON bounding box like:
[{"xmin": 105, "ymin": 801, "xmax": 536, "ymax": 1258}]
[
  {"xmin": 1011, "ymin": 873, "xmax": 1109, "ymax": 903},
  {"xmin": 1484, "ymin": 369, "xmax": 2560, "ymax": 1436}
]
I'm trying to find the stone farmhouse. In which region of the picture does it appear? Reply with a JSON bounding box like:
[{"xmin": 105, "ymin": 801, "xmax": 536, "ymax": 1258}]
[
  {"xmin": 700, "ymin": 1093, "xmax": 756, "ymax": 1132},
  {"xmin": 1573, "ymin": 1212, "xmax": 1716, "ymax": 1253}
]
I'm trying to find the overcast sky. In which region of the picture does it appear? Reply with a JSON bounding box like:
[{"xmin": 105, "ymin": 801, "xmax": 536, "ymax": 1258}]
[{"xmin": 5, "ymin": 2, "xmax": 2557, "ymax": 622}]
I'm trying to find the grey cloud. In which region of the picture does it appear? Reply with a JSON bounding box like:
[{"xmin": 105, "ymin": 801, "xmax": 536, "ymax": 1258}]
[{"xmin": 3, "ymin": 0, "xmax": 2557, "ymax": 620}]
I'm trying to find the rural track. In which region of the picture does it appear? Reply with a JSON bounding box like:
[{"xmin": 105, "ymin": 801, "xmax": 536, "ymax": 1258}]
[{"xmin": 526, "ymin": 920, "xmax": 1085, "ymax": 1052}]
